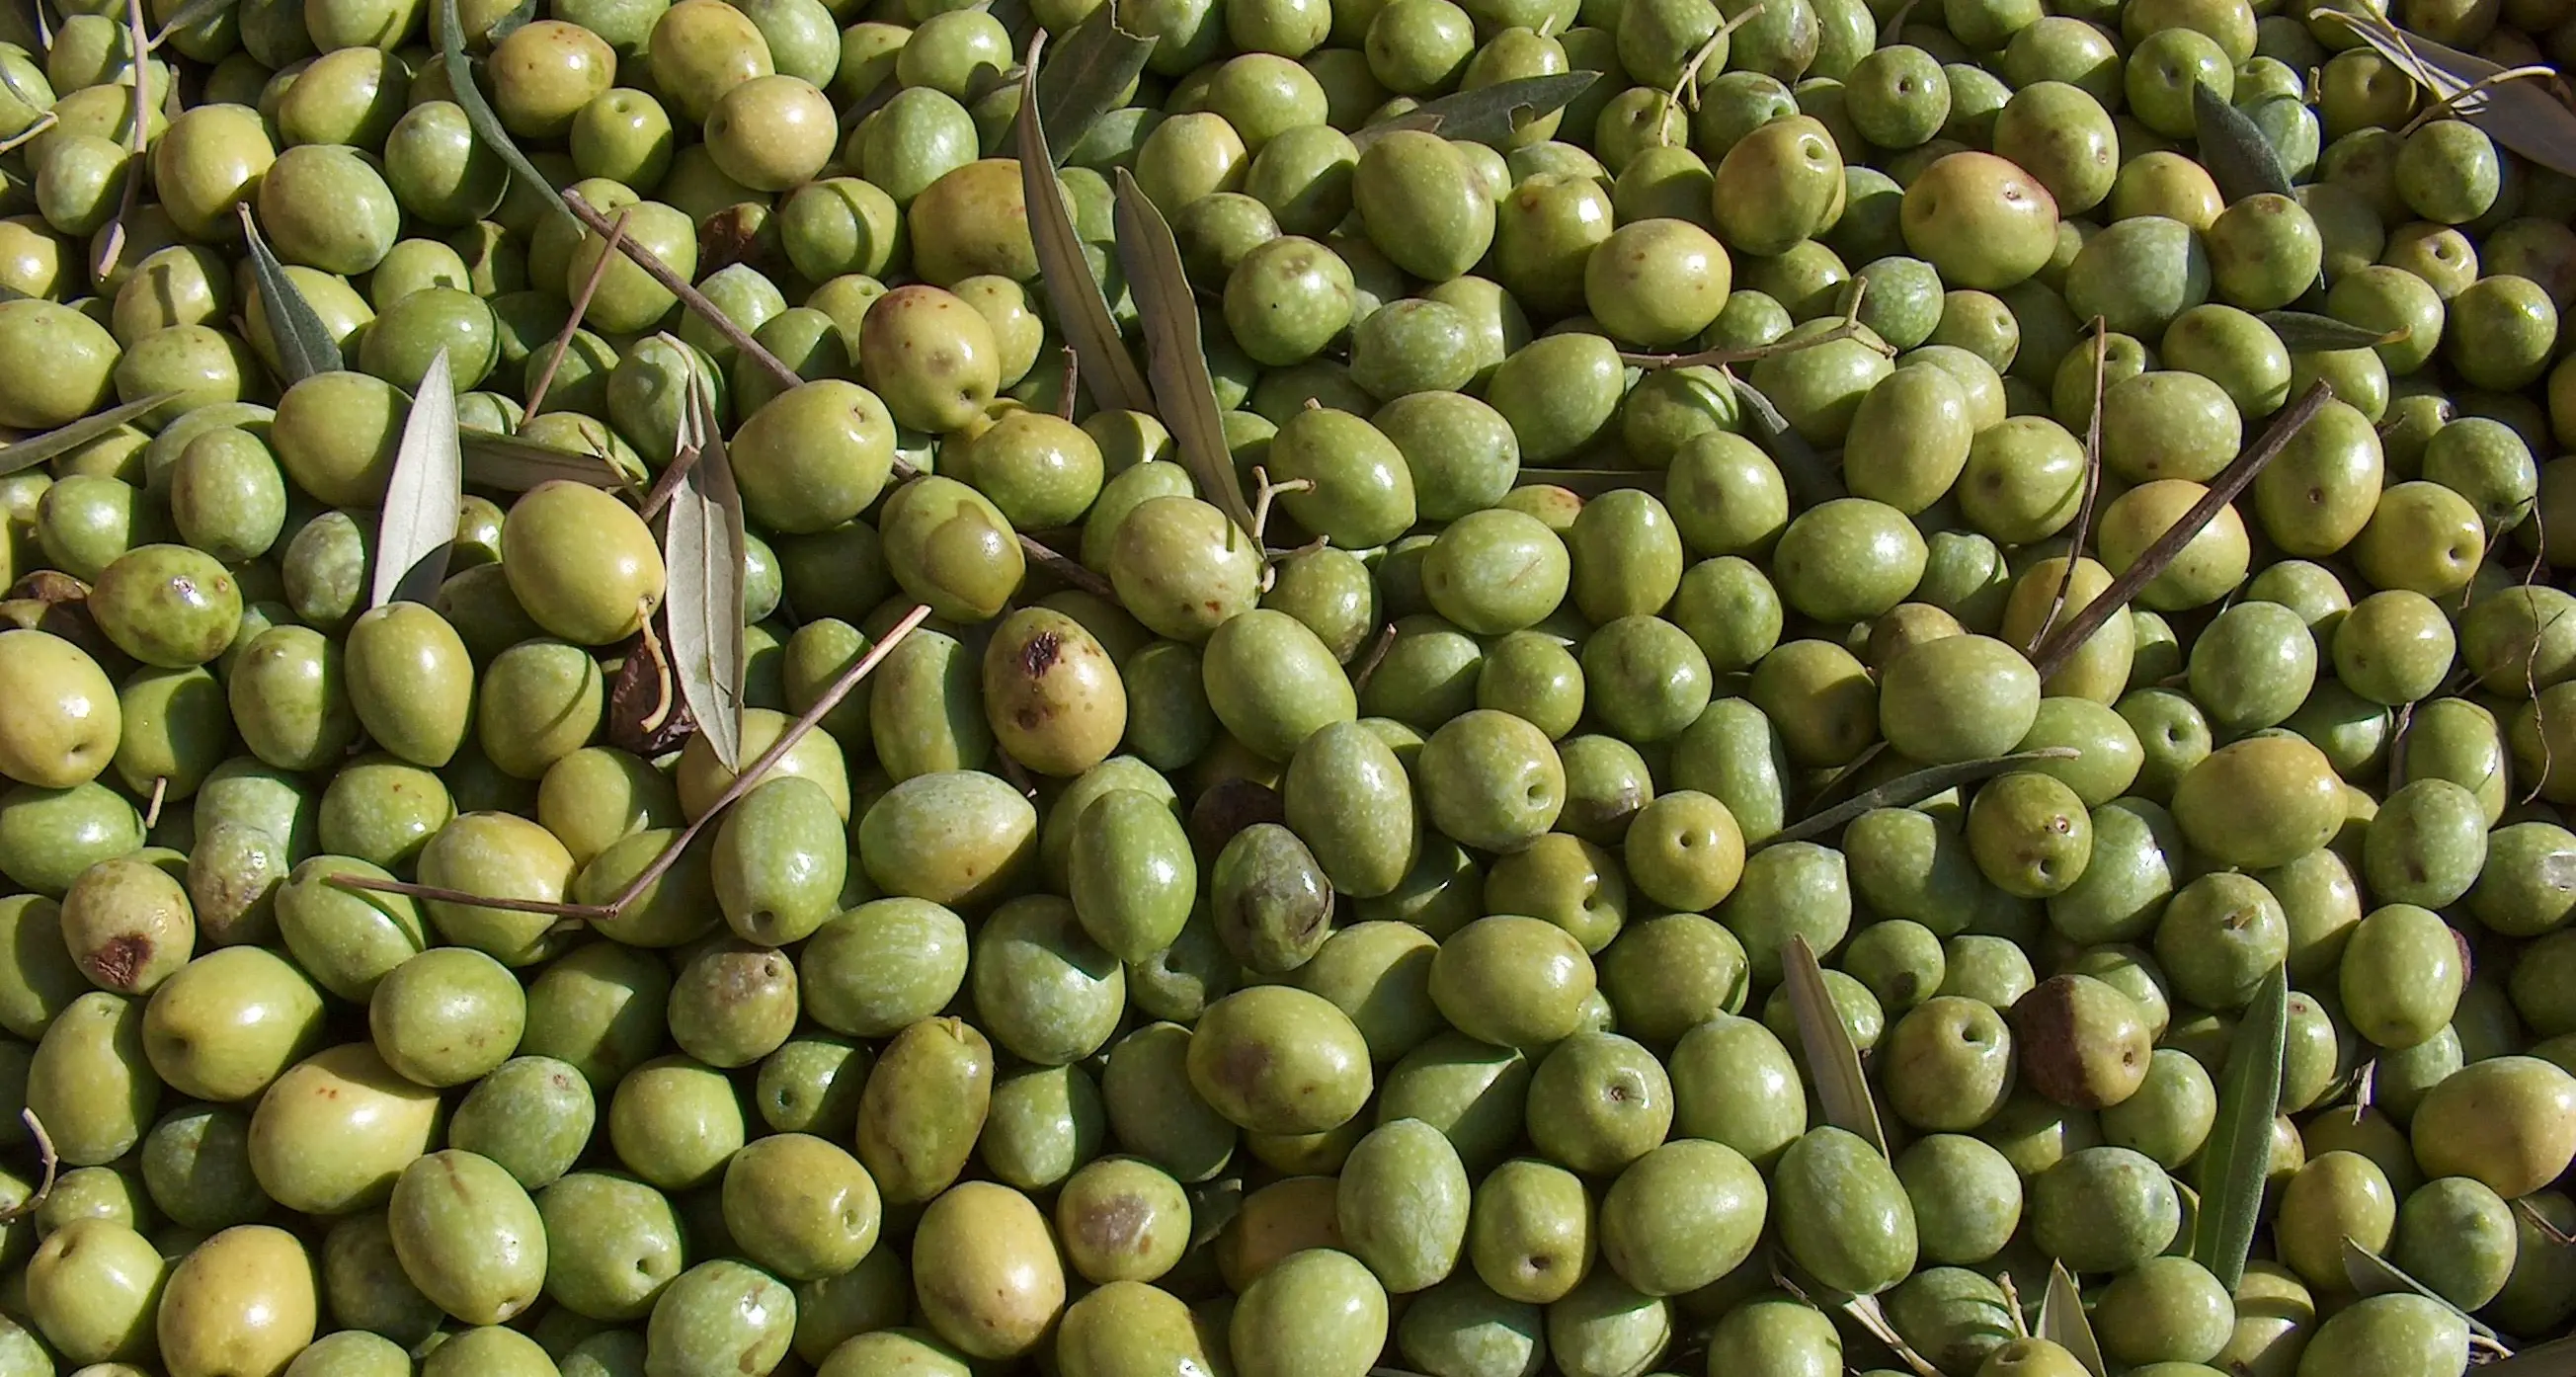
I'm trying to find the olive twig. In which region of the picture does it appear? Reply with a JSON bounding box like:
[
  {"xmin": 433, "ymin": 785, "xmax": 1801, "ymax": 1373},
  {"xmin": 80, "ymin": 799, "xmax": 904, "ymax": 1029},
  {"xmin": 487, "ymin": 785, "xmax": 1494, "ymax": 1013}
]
[
  {"xmin": 0, "ymin": 1108, "xmax": 60, "ymax": 1224},
  {"xmin": 0, "ymin": 111, "xmax": 54, "ymax": 155},
  {"xmin": 1247, "ymin": 465, "xmax": 1312, "ymax": 548},
  {"xmin": 143, "ymin": 775, "xmax": 167, "ymax": 830},
  {"xmin": 1798, "ymin": 739, "xmax": 1886, "ymax": 820},
  {"xmin": 1350, "ymin": 621, "xmax": 1399, "ymax": 695},
  {"xmin": 335, "ymin": 604, "xmax": 933, "ymax": 920},
  {"xmin": 1619, "ymin": 275, "xmax": 1882, "ymax": 371},
  {"xmin": 1997, "ymin": 1272, "xmax": 2031, "ymax": 1339},
  {"xmin": 523, "ymin": 207, "xmax": 630, "ymax": 423},
  {"xmin": 1839, "ymin": 1293, "xmax": 1946, "ymax": 1377},
  {"xmin": 1665, "ymin": 4, "xmax": 1760, "ymax": 113},
  {"xmin": 2398, "ymin": 64, "xmax": 2561, "ymax": 135},
  {"xmin": 2515, "ymin": 1196, "xmax": 2575, "ymax": 1247},
  {"xmin": 2029, "ymin": 380, "xmax": 2333, "ymax": 682},
  {"xmin": 91, "ymin": 0, "xmax": 153, "ymax": 282},
  {"xmin": 1056, "ymin": 345, "xmax": 1081, "ymax": 422},
  {"xmin": 2028, "ymin": 316, "xmax": 2112, "ymax": 655},
  {"xmin": 2385, "ymin": 703, "xmax": 2414, "ymax": 796},
  {"xmin": 1762, "ymin": 747, "xmax": 2080, "ymax": 850}
]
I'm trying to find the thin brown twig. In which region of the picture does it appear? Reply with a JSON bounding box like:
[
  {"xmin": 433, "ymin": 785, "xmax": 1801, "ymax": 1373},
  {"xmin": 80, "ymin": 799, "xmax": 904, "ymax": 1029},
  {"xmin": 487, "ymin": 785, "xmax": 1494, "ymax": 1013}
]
[
  {"xmin": 2516, "ymin": 1196, "xmax": 2576, "ymax": 1247},
  {"xmin": 2030, "ymin": 381, "xmax": 2334, "ymax": 681},
  {"xmin": 0, "ymin": 111, "xmax": 55, "ymax": 155},
  {"xmin": 523, "ymin": 208, "xmax": 629, "ymax": 421},
  {"xmin": 1056, "ymin": 345, "xmax": 1080, "ymax": 422},
  {"xmin": 2030, "ymin": 317, "xmax": 2112, "ymax": 655},
  {"xmin": 1666, "ymin": 3, "xmax": 1761, "ymax": 112},
  {"xmin": 92, "ymin": 0, "xmax": 152, "ymax": 282},
  {"xmin": 336, "ymin": 604, "xmax": 934, "ymax": 919},
  {"xmin": 1351, "ymin": 621, "xmax": 1399, "ymax": 691}
]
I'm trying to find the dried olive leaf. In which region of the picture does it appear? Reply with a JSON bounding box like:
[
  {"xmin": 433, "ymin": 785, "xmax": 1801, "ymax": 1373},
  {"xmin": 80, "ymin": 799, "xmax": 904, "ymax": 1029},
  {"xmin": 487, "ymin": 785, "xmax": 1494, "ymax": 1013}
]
[{"xmin": 371, "ymin": 348, "xmax": 463, "ymax": 608}]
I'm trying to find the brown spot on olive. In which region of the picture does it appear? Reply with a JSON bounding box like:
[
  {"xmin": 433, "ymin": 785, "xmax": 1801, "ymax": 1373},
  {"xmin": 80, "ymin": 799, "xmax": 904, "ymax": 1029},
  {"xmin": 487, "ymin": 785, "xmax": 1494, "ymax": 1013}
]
[{"xmin": 88, "ymin": 933, "xmax": 151, "ymax": 988}]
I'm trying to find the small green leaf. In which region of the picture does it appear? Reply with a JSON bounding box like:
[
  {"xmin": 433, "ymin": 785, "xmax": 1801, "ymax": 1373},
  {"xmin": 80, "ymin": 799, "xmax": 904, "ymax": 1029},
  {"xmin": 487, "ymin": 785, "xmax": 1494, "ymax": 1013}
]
[
  {"xmin": 2340, "ymin": 1239, "xmax": 2514, "ymax": 1347},
  {"xmin": 1036, "ymin": 0, "xmax": 1153, "ymax": 162},
  {"xmin": 482, "ymin": 0, "xmax": 538, "ymax": 42},
  {"xmin": 1017, "ymin": 37, "xmax": 1153, "ymax": 417},
  {"xmin": 2193, "ymin": 79, "xmax": 2292, "ymax": 202},
  {"xmin": 371, "ymin": 349, "xmax": 463, "ymax": 608},
  {"xmin": 438, "ymin": 0, "xmax": 570, "ymax": 225},
  {"xmin": 237, "ymin": 206, "xmax": 342, "ymax": 381},
  {"xmin": 2040, "ymin": 1261, "xmax": 2107, "ymax": 1377},
  {"xmin": 0, "ymin": 392, "xmax": 180, "ymax": 478},
  {"xmin": 663, "ymin": 356, "xmax": 747, "ymax": 772},
  {"xmin": 460, "ymin": 429, "xmax": 634, "ymax": 491},
  {"xmin": 2261, "ymin": 310, "xmax": 2408, "ymax": 353},
  {"xmin": 1780, "ymin": 933, "xmax": 1888, "ymax": 1158},
  {"xmin": 1353, "ymin": 71, "xmax": 1603, "ymax": 148},
  {"xmin": 1113, "ymin": 167, "xmax": 1260, "ymax": 544},
  {"xmin": 2193, "ymin": 962, "xmax": 2289, "ymax": 1293}
]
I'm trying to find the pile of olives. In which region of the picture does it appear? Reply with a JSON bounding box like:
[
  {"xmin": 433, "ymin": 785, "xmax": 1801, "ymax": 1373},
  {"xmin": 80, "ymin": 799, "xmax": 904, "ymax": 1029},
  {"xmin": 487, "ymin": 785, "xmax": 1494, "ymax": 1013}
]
[{"xmin": 5, "ymin": 0, "xmax": 2576, "ymax": 1366}]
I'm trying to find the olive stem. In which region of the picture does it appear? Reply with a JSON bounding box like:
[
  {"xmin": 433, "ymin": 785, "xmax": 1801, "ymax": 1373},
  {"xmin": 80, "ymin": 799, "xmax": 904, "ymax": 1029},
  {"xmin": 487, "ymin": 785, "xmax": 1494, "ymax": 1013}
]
[
  {"xmin": 1350, "ymin": 621, "xmax": 1399, "ymax": 695},
  {"xmin": 523, "ymin": 207, "xmax": 630, "ymax": 423},
  {"xmin": 2028, "ymin": 380, "xmax": 2333, "ymax": 682},
  {"xmin": 1056, "ymin": 345, "xmax": 1081, "ymax": 422},
  {"xmin": 334, "ymin": 604, "xmax": 932, "ymax": 920},
  {"xmin": 2027, "ymin": 316, "xmax": 2112, "ymax": 656},
  {"xmin": 0, "ymin": 1109, "xmax": 60, "ymax": 1224},
  {"xmin": 143, "ymin": 775, "xmax": 166, "ymax": 830},
  {"xmin": 1997, "ymin": 1272, "xmax": 2031, "ymax": 1339},
  {"xmin": 1798, "ymin": 739, "xmax": 1887, "ymax": 820},
  {"xmin": 91, "ymin": 0, "xmax": 152, "ymax": 283},
  {"xmin": 1762, "ymin": 747, "xmax": 2081, "ymax": 850},
  {"xmin": 1619, "ymin": 274, "xmax": 1882, "ymax": 371},
  {"xmin": 2516, "ymin": 1196, "xmax": 2575, "ymax": 1246},
  {"xmin": 1837, "ymin": 1293, "xmax": 1947, "ymax": 1377},
  {"xmin": 1665, "ymin": 3, "xmax": 1761, "ymax": 113},
  {"xmin": 0, "ymin": 112, "xmax": 55, "ymax": 155},
  {"xmin": 2398, "ymin": 63, "xmax": 2561, "ymax": 135},
  {"xmin": 557, "ymin": 192, "xmax": 1116, "ymax": 597}
]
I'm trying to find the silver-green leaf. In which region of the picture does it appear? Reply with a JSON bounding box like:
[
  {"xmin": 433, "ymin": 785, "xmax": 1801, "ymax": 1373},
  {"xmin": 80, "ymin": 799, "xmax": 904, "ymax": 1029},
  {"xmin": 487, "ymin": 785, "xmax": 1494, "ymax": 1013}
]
[
  {"xmin": 2040, "ymin": 1260, "xmax": 2107, "ymax": 1377},
  {"xmin": 371, "ymin": 349, "xmax": 463, "ymax": 608},
  {"xmin": 238, "ymin": 205, "xmax": 342, "ymax": 381},
  {"xmin": 2320, "ymin": 7, "xmax": 2576, "ymax": 176},
  {"xmin": 1781, "ymin": 932, "xmax": 1888, "ymax": 1158},
  {"xmin": 1035, "ymin": 0, "xmax": 1154, "ymax": 162},
  {"xmin": 438, "ymin": 0, "xmax": 571, "ymax": 225},
  {"xmin": 664, "ymin": 356, "xmax": 747, "ymax": 771},
  {"xmin": 1113, "ymin": 167, "xmax": 1260, "ymax": 544},
  {"xmin": 2192, "ymin": 962, "xmax": 2289, "ymax": 1293},
  {"xmin": 1353, "ymin": 71, "xmax": 1603, "ymax": 149},
  {"xmin": 2193, "ymin": 79, "xmax": 2293, "ymax": 202},
  {"xmin": 0, "ymin": 392, "xmax": 180, "ymax": 478},
  {"xmin": 1017, "ymin": 35, "xmax": 1153, "ymax": 417}
]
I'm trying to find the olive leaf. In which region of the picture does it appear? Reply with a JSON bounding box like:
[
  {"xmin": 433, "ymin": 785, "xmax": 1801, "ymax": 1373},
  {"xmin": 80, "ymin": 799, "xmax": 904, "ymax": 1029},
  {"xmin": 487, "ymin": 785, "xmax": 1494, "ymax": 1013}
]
[
  {"xmin": 371, "ymin": 348, "xmax": 463, "ymax": 609},
  {"xmin": 2192, "ymin": 79, "xmax": 2292, "ymax": 203},
  {"xmin": 2340, "ymin": 1239, "xmax": 2516, "ymax": 1348},
  {"xmin": 1352, "ymin": 71, "xmax": 1603, "ymax": 149},
  {"xmin": 2261, "ymin": 310, "xmax": 2407, "ymax": 353},
  {"xmin": 1727, "ymin": 372, "xmax": 1844, "ymax": 508},
  {"xmin": 2479, "ymin": 1336, "xmax": 2576, "ymax": 1377},
  {"xmin": 2192, "ymin": 962, "xmax": 2289, "ymax": 1293},
  {"xmin": 1780, "ymin": 933, "xmax": 1888, "ymax": 1158},
  {"xmin": 459, "ymin": 429, "xmax": 634, "ymax": 491},
  {"xmin": 1838, "ymin": 1294, "xmax": 1946, "ymax": 1377},
  {"xmin": 436, "ymin": 0, "xmax": 570, "ymax": 224},
  {"xmin": 2320, "ymin": 7, "xmax": 2576, "ymax": 177},
  {"xmin": 1113, "ymin": 167, "xmax": 1260, "ymax": 543},
  {"xmin": 0, "ymin": 392, "xmax": 179, "ymax": 478},
  {"xmin": 147, "ymin": 0, "xmax": 240, "ymax": 47},
  {"xmin": 1514, "ymin": 468, "xmax": 1665, "ymax": 494},
  {"xmin": 1765, "ymin": 748, "xmax": 2080, "ymax": 850},
  {"xmin": 482, "ymin": 0, "xmax": 537, "ymax": 43},
  {"xmin": 1035, "ymin": 0, "xmax": 1153, "ymax": 162},
  {"xmin": 2039, "ymin": 1261, "xmax": 2107, "ymax": 1377},
  {"xmin": 660, "ymin": 358, "xmax": 747, "ymax": 772},
  {"xmin": 1017, "ymin": 36, "xmax": 1153, "ymax": 416},
  {"xmin": 237, "ymin": 205, "xmax": 342, "ymax": 381}
]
